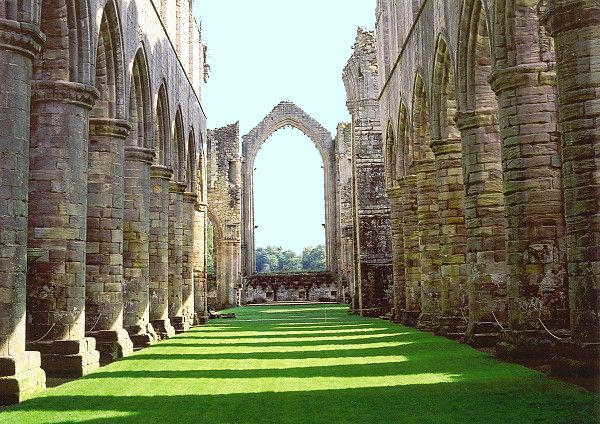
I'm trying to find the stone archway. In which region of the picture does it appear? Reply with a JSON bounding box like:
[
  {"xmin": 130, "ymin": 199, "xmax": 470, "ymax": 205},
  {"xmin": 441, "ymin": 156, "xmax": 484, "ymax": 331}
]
[{"xmin": 241, "ymin": 101, "xmax": 337, "ymax": 276}]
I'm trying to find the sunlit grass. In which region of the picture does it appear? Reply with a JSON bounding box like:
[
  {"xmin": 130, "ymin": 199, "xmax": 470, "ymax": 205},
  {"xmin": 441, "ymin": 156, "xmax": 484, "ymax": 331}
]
[{"xmin": 3, "ymin": 304, "xmax": 597, "ymax": 424}]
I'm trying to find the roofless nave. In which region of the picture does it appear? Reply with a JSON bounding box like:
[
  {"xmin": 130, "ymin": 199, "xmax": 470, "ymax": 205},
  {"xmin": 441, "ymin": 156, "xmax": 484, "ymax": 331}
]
[{"xmin": 0, "ymin": 0, "xmax": 598, "ymax": 414}]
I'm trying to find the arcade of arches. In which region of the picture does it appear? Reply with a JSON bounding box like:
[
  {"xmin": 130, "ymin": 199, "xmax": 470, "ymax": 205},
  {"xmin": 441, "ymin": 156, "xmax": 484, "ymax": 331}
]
[{"xmin": 0, "ymin": 0, "xmax": 598, "ymax": 411}]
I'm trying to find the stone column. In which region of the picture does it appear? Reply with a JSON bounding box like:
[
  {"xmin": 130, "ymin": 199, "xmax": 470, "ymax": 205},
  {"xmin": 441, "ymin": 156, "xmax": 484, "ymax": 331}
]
[
  {"xmin": 543, "ymin": 0, "xmax": 600, "ymax": 376},
  {"xmin": 169, "ymin": 181, "xmax": 187, "ymax": 333},
  {"xmin": 431, "ymin": 136, "xmax": 468, "ymax": 338},
  {"xmin": 123, "ymin": 146, "xmax": 157, "ymax": 349},
  {"xmin": 181, "ymin": 191, "xmax": 197, "ymax": 324},
  {"xmin": 217, "ymin": 239, "xmax": 242, "ymax": 307},
  {"xmin": 149, "ymin": 165, "xmax": 175, "ymax": 338},
  {"xmin": 86, "ymin": 118, "xmax": 134, "ymax": 364},
  {"xmin": 415, "ymin": 158, "xmax": 442, "ymax": 332},
  {"xmin": 490, "ymin": 62, "xmax": 568, "ymax": 360},
  {"xmin": 0, "ymin": 18, "xmax": 46, "ymax": 405},
  {"xmin": 27, "ymin": 81, "xmax": 101, "ymax": 379},
  {"xmin": 456, "ymin": 110, "xmax": 508, "ymax": 347},
  {"xmin": 399, "ymin": 175, "xmax": 420, "ymax": 326},
  {"xmin": 193, "ymin": 202, "xmax": 208, "ymax": 323},
  {"xmin": 387, "ymin": 186, "xmax": 405, "ymax": 323}
]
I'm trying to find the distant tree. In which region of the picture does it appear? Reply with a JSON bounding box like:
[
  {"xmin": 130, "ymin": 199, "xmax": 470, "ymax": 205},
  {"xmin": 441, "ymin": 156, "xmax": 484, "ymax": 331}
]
[
  {"xmin": 280, "ymin": 250, "xmax": 302, "ymax": 272},
  {"xmin": 301, "ymin": 245, "xmax": 326, "ymax": 271},
  {"xmin": 255, "ymin": 246, "xmax": 282, "ymax": 273}
]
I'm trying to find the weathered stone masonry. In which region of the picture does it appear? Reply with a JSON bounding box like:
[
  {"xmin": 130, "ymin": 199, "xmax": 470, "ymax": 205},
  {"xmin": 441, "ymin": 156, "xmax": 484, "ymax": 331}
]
[
  {"xmin": 1, "ymin": 0, "xmax": 208, "ymax": 405},
  {"xmin": 375, "ymin": 0, "xmax": 599, "ymax": 373}
]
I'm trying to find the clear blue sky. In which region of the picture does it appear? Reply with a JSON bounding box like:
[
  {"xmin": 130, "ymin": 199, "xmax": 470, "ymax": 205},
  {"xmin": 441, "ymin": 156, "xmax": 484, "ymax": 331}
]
[{"xmin": 193, "ymin": 1, "xmax": 376, "ymax": 253}]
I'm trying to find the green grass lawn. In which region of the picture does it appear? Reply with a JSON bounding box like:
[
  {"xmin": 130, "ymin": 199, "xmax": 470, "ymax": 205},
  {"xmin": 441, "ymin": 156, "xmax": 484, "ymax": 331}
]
[{"xmin": 3, "ymin": 304, "xmax": 598, "ymax": 423}]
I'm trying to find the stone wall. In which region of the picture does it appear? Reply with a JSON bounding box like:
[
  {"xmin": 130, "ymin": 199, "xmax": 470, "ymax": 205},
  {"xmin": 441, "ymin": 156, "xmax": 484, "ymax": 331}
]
[
  {"xmin": 0, "ymin": 0, "xmax": 208, "ymax": 405},
  {"xmin": 375, "ymin": 0, "xmax": 599, "ymax": 373},
  {"xmin": 207, "ymin": 123, "xmax": 242, "ymax": 308},
  {"xmin": 343, "ymin": 29, "xmax": 394, "ymax": 318},
  {"xmin": 244, "ymin": 273, "xmax": 339, "ymax": 304}
]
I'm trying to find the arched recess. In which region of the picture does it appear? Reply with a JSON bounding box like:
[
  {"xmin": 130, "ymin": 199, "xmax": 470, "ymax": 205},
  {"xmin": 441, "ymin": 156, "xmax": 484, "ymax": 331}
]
[
  {"xmin": 385, "ymin": 121, "xmax": 397, "ymax": 188},
  {"xmin": 91, "ymin": 0, "xmax": 125, "ymax": 120},
  {"xmin": 241, "ymin": 101, "xmax": 336, "ymax": 276},
  {"xmin": 172, "ymin": 108, "xmax": 186, "ymax": 183},
  {"xmin": 456, "ymin": 0, "xmax": 507, "ymax": 332},
  {"xmin": 154, "ymin": 83, "xmax": 170, "ymax": 166},
  {"xmin": 128, "ymin": 46, "xmax": 153, "ymax": 149},
  {"xmin": 396, "ymin": 101, "xmax": 409, "ymax": 178},
  {"xmin": 431, "ymin": 34, "xmax": 469, "ymax": 331},
  {"xmin": 412, "ymin": 74, "xmax": 442, "ymax": 330},
  {"xmin": 187, "ymin": 128, "xmax": 197, "ymax": 194},
  {"xmin": 34, "ymin": 0, "xmax": 92, "ymax": 84}
]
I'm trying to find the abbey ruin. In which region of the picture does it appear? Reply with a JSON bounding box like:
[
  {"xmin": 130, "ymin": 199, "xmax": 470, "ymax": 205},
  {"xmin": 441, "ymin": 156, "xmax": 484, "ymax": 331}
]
[{"xmin": 0, "ymin": 0, "xmax": 598, "ymax": 412}]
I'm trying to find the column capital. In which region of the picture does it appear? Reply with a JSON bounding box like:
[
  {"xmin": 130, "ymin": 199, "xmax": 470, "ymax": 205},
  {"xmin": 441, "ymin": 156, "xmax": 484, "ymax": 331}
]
[
  {"xmin": 0, "ymin": 18, "xmax": 44, "ymax": 59},
  {"xmin": 89, "ymin": 118, "xmax": 131, "ymax": 139},
  {"xmin": 183, "ymin": 192, "xmax": 198, "ymax": 204},
  {"xmin": 455, "ymin": 109, "xmax": 498, "ymax": 131},
  {"xmin": 125, "ymin": 146, "xmax": 155, "ymax": 164},
  {"xmin": 31, "ymin": 80, "xmax": 99, "ymax": 110},
  {"xmin": 195, "ymin": 202, "xmax": 208, "ymax": 213},
  {"xmin": 541, "ymin": 0, "xmax": 600, "ymax": 36},
  {"xmin": 431, "ymin": 137, "xmax": 462, "ymax": 157},
  {"xmin": 150, "ymin": 165, "xmax": 173, "ymax": 180},
  {"xmin": 489, "ymin": 63, "xmax": 555, "ymax": 94},
  {"xmin": 169, "ymin": 181, "xmax": 187, "ymax": 194}
]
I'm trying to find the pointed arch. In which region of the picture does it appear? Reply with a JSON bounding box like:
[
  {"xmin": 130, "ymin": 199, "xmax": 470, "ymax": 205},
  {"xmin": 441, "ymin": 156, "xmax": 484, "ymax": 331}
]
[
  {"xmin": 34, "ymin": 0, "xmax": 92, "ymax": 84},
  {"xmin": 396, "ymin": 101, "xmax": 409, "ymax": 177},
  {"xmin": 411, "ymin": 74, "xmax": 433, "ymax": 162},
  {"xmin": 92, "ymin": 0, "xmax": 125, "ymax": 119},
  {"xmin": 187, "ymin": 127, "xmax": 197, "ymax": 193},
  {"xmin": 155, "ymin": 83, "xmax": 170, "ymax": 166},
  {"xmin": 385, "ymin": 120, "xmax": 397, "ymax": 187},
  {"xmin": 172, "ymin": 107, "xmax": 186, "ymax": 182},
  {"xmin": 431, "ymin": 35, "xmax": 460, "ymax": 143},
  {"xmin": 128, "ymin": 45, "xmax": 153, "ymax": 149}
]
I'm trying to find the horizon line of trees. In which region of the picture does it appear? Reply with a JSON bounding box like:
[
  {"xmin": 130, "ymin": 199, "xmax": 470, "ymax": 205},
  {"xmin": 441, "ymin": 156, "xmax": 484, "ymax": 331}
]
[{"xmin": 255, "ymin": 245, "xmax": 326, "ymax": 274}]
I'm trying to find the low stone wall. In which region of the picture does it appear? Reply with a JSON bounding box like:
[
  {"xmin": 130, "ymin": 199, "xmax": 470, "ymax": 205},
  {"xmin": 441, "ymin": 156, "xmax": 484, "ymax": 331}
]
[{"xmin": 244, "ymin": 273, "xmax": 339, "ymax": 304}]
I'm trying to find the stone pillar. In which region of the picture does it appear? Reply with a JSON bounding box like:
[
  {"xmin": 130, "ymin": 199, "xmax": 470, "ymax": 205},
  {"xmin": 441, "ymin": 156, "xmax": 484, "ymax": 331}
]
[
  {"xmin": 193, "ymin": 203, "xmax": 208, "ymax": 323},
  {"xmin": 181, "ymin": 192, "xmax": 197, "ymax": 324},
  {"xmin": 415, "ymin": 158, "xmax": 442, "ymax": 332},
  {"xmin": 123, "ymin": 146, "xmax": 157, "ymax": 349},
  {"xmin": 0, "ymin": 18, "xmax": 46, "ymax": 405},
  {"xmin": 387, "ymin": 186, "xmax": 405, "ymax": 323},
  {"xmin": 27, "ymin": 81, "xmax": 101, "ymax": 379},
  {"xmin": 399, "ymin": 175, "xmax": 420, "ymax": 326},
  {"xmin": 217, "ymin": 239, "xmax": 242, "ymax": 307},
  {"xmin": 431, "ymin": 136, "xmax": 468, "ymax": 338},
  {"xmin": 456, "ymin": 110, "xmax": 508, "ymax": 347},
  {"xmin": 490, "ymin": 62, "xmax": 568, "ymax": 359},
  {"xmin": 149, "ymin": 165, "xmax": 175, "ymax": 339},
  {"xmin": 169, "ymin": 181, "xmax": 187, "ymax": 333},
  {"xmin": 86, "ymin": 118, "xmax": 134, "ymax": 364},
  {"xmin": 543, "ymin": 0, "xmax": 600, "ymax": 376}
]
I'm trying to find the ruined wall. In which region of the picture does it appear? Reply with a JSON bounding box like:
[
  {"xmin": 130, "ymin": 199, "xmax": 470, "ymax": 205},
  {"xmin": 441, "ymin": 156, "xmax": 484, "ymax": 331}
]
[
  {"xmin": 207, "ymin": 123, "xmax": 243, "ymax": 308},
  {"xmin": 343, "ymin": 29, "xmax": 394, "ymax": 317},
  {"xmin": 0, "ymin": 0, "xmax": 208, "ymax": 405},
  {"xmin": 376, "ymin": 0, "xmax": 599, "ymax": 372},
  {"xmin": 244, "ymin": 273, "xmax": 338, "ymax": 304},
  {"xmin": 334, "ymin": 123, "xmax": 356, "ymax": 303}
]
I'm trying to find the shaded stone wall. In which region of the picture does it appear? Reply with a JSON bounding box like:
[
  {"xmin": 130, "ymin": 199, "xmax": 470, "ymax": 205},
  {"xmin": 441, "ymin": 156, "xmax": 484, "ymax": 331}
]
[
  {"xmin": 376, "ymin": 0, "xmax": 598, "ymax": 372},
  {"xmin": 207, "ymin": 123, "xmax": 242, "ymax": 308},
  {"xmin": 1, "ymin": 0, "xmax": 208, "ymax": 405},
  {"xmin": 244, "ymin": 273, "xmax": 338, "ymax": 304},
  {"xmin": 343, "ymin": 29, "xmax": 394, "ymax": 317}
]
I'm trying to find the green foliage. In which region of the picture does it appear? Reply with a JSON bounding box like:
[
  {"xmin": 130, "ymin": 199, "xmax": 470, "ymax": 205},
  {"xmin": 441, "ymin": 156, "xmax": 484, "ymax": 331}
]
[
  {"xmin": 4, "ymin": 305, "xmax": 596, "ymax": 423},
  {"xmin": 255, "ymin": 245, "xmax": 325, "ymax": 273}
]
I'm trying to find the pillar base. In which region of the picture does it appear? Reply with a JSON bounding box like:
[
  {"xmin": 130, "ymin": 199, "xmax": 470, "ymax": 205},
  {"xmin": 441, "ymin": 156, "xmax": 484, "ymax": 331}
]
[
  {"xmin": 127, "ymin": 324, "xmax": 158, "ymax": 350},
  {"xmin": 170, "ymin": 316, "xmax": 190, "ymax": 334},
  {"xmin": 88, "ymin": 330, "xmax": 134, "ymax": 366},
  {"xmin": 496, "ymin": 329, "xmax": 559, "ymax": 362},
  {"xmin": 551, "ymin": 340, "xmax": 600, "ymax": 378},
  {"xmin": 401, "ymin": 310, "xmax": 420, "ymax": 327},
  {"xmin": 0, "ymin": 352, "xmax": 46, "ymax": 406},
  {"xmin": 28, "ymin": 338, "xmax": 100, "ymax": 379},
  {"xmin": 466, "ymin": 322, "xmax": 501, "ymax": 348},
  {"xmin": 193, "ymin": 313, "xmax": 209, "ymax": 325},
  {"xmin": 151, "ymin": 319, "xmax": 176, "ymax": 340},
  {"xmin": 417, "ymin": 313, "xmax": 438, "ymax": 333},
  {"xmin": 436, "ymin": 316, "xmax": 467, "ymax": 340}
]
